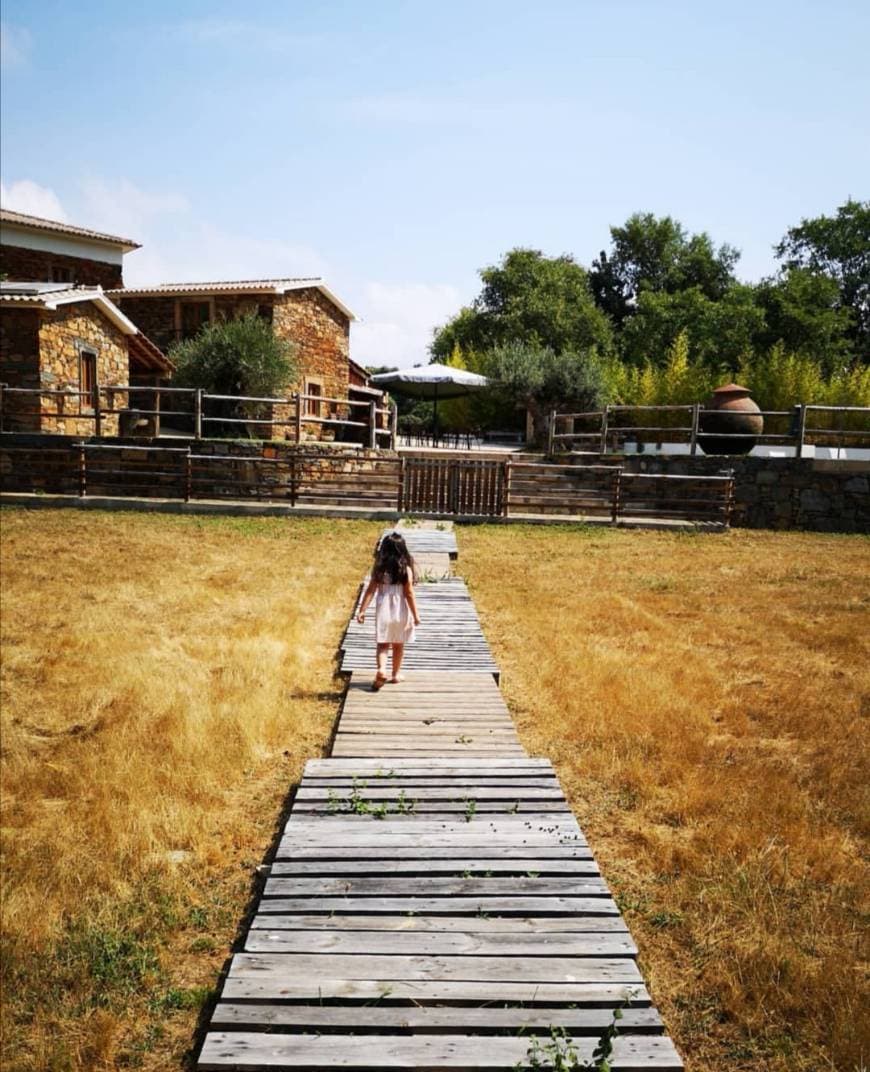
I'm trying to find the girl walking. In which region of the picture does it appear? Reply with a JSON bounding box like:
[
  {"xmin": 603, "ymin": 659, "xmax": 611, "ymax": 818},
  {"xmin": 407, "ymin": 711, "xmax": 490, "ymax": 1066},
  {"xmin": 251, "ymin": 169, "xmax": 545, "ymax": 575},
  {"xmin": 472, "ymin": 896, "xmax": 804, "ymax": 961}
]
[{"xmin": 357, "ymin": 532, "xmax": 421, "ymax": 690}]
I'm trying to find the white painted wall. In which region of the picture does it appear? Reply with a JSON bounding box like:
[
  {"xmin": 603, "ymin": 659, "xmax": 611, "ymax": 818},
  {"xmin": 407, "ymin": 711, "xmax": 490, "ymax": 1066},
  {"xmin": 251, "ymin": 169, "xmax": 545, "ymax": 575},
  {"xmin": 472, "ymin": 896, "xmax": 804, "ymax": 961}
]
[{"xmin": 0, "ymin": 223, "xmax": 124, "ymax": 265}]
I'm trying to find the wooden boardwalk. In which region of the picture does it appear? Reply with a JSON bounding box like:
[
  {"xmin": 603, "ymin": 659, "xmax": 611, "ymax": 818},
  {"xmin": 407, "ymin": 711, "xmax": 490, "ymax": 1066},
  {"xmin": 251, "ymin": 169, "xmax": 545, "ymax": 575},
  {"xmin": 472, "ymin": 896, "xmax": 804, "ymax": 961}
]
[
  {"xmin": 340, "ymin": 579, "xmax": 500, "ymax": 678},
  {"xmin": 197, "ymin": 524, "xmax": 683, "ymax": 1070}
]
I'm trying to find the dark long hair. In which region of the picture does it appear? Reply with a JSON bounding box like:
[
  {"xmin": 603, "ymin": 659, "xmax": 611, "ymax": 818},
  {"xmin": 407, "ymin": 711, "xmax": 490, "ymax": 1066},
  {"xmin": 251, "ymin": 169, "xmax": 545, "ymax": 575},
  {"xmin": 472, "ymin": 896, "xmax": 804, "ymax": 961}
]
[{"xmin": 372, "ymin": 532, "xmax": 415, "ymax": 585}]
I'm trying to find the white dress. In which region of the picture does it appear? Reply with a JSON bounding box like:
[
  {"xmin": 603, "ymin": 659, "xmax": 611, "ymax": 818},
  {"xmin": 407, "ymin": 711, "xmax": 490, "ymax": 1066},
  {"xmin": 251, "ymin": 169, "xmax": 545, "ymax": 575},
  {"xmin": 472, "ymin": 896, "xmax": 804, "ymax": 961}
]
[{"xmin": 375, "ymin": 582, "xmax": 416, "ymax": 644}]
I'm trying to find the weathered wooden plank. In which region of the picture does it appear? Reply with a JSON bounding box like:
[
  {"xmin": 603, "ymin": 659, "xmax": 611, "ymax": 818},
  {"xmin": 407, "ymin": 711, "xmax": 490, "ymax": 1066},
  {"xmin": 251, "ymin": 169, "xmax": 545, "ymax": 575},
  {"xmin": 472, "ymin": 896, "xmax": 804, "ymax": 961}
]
[
  {"xmin": 247, "ymin": 913, "xmax": 629, "ymax": 933},
  {"xmin": 269, "ymin": 857, "xmax": 599, "ymax": 874},
  {"xmin": 245, "ymin": 929, "xmax": 636, "ymax": 957},
  {"xmin": 295, "ymin": 786, "xmax": 565, "ymax": 801},
  {"xmin": 274, "ymin": 844, "xmax": 592, "ymax": 860},
  {"xmin": 208, "ymin": 1002, "xmax": 663, "ymax": 1032},
  {"xmin": 262, "ymin": 877, "xmax": 610, "ymax": 896},
  {"xmin": 256, "ymin": 896, "xmax": 619, "ymax": 915},
  {"xmin": 198, "ymin": 1031, "xmax": 682, "ymax": 1069},
  {"xmin": 303, "ymin": 757, "xmax": 551, "ymax": 772}
]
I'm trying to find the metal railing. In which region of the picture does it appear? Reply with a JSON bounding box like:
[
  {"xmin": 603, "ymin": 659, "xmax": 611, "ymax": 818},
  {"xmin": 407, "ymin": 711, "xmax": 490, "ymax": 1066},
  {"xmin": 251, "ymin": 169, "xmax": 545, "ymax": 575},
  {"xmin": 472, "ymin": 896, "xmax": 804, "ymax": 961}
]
[
  {"xmin": 0, "ymin": 383, "xmax": 398, "ymax": 449},
  {"xmin": 547, "ymin": 403, "xmax": 870, "ymax": 457}
]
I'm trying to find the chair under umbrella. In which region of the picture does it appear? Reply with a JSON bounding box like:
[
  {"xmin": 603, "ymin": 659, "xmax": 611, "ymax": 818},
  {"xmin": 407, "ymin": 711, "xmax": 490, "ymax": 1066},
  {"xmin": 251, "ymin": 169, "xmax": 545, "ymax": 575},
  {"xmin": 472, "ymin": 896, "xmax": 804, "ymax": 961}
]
[{"xmin": 370, "ymin": 363, "xmax": 489, "ymax": 447}]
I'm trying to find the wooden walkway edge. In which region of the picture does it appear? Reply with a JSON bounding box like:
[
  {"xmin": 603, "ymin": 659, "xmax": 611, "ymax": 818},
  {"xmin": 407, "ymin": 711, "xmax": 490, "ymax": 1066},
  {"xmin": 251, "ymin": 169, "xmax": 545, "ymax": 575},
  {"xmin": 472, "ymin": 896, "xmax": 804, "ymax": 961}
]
[{"xmin": 197, "ymin": 525, "xmax": 684, "ymax": 1070}]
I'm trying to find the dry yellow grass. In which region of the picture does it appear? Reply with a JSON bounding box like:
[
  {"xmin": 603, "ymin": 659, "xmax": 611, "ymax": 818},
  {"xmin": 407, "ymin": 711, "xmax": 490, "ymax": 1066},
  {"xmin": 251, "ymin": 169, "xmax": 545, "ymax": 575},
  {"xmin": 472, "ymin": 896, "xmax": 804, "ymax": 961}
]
[
  {"xmin": 0, "ymin": 507, "xmax": 379, "ymax": 1071},
  {"xmin": 461, "ymin": 524, "xmax": 870, "ymax": 1072}
]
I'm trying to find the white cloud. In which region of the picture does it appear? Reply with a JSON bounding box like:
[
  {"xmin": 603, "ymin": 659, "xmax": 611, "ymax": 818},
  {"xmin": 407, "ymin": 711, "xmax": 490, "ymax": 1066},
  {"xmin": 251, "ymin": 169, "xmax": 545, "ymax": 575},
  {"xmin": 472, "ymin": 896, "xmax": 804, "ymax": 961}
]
[
  {"xmin": 124, "ymin": 222, "xmax": 330, "ymax": 287},
  {"xmin": 352, "ymin": 282, "xmax": 464, "ymax": 368},
  {"xmin": 0, "ymin": 22, "xmax": 31, "ymax": 68},
  {"xmin": 78, "ymin": 178, "xmax": 188, "ymax": 240},
  {"xmin": 0, "ymin": 178, "xmax": 67, "ymax": 220}
]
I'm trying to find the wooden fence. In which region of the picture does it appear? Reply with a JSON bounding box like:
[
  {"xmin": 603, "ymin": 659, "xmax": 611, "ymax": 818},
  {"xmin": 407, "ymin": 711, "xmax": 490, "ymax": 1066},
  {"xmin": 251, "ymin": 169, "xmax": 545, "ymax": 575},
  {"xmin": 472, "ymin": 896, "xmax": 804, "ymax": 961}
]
[
  {"xmin": 548, "ymin": 403, "xmax": 870, "ymax": 456},
  {"xmin": 0, "ymin": 440, "xmax": 734, "ymax": 524},
  {"xmin": 0, "ymin": 383, "xmax": 398, "ymax": 448},
  {"xmin": 401, "ymin": 458, "xmax": 506, "ymax": 516}
]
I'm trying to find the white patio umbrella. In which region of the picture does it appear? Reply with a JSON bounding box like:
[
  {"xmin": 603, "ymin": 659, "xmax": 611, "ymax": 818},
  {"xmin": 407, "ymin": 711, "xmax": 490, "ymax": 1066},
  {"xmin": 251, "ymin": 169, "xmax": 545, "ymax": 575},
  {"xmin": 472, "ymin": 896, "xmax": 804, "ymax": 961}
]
[{"xmin": 370, "ymin": 363, "xmax": 489, "ymax": 444}]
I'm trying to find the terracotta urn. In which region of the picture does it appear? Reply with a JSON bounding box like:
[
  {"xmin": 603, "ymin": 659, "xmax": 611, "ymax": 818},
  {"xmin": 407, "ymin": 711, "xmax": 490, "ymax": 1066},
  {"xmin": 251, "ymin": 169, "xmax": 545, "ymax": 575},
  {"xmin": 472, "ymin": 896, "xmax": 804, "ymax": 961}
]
[{"xmin": 698, "ymin": 383, "xmax": 763, "ymax": 455}]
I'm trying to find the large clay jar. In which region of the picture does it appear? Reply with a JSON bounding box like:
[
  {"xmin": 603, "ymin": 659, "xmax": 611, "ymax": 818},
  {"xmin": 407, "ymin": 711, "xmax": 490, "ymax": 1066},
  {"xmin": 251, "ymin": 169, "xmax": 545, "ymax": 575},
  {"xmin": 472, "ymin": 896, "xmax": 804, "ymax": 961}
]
[{"xmin": 698, "ymin": 383, "xmax": 763, "ymax": 455}]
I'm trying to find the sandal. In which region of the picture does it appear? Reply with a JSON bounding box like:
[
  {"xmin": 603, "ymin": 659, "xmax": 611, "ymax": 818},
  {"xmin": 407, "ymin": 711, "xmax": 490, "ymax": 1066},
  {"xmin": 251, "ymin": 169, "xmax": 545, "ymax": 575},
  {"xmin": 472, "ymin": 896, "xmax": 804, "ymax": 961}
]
[{"xmin": 372, "ymin": 672, "xmax": 387, "ymax": 691}]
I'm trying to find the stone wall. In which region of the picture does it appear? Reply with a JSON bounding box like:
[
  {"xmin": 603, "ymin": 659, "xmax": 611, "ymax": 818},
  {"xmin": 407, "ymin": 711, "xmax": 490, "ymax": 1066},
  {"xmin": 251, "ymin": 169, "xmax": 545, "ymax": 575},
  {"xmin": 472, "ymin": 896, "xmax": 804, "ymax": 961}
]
[
  {"xmin": 115, "ymin": 296, "xmax": 178, "ymax": 352},
  {"xmin": 0, "ymin": 243, "xmax": 123, "ymax": 288},
  {"xmin": 0, "ymin": 434, "xmax": 399, "ymax": 505},
  {"xmin": 569, "ymin": 451, "xmax": 869, "ymax": 533},
  {"xmin": 117, "ymin": 289, "xmax": 352, "ymax": 442},
  {"xmin": 0, "ymin": 309, "xmax": 41, "ymax": 431},
  {"xmin": 273, "ymin": 288, "xmax": 351, "ymax": 441},
  {"xmin": 36, "ymin": 304, "xmax": 130, "ymax": 435}
]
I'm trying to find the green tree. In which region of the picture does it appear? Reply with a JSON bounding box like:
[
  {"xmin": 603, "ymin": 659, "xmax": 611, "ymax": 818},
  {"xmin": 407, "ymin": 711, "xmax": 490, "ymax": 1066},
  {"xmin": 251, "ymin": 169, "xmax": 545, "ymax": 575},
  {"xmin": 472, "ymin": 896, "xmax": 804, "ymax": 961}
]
[
  {"xmin": 431, "ymin": 248, "xmax": 613, "ymax": 359},
  {"xmin": 753, "ymin": 268, "xmax": 853, "ymax": 372},
  {"xmin": 169, "ymin": 315, "xmax": 299, "ymax": 438},
  {"xmin": 619, "ymin": 284, "xmax": 762, "ymax": 370},
  {"xmin": 774, "ymin": 198, "xmax": 870, "ymax": 354},
  {"xmin": 485, "ymin": 341, "xmax": 607, "ymax": 442},
  {"xmin": 170, "ymin": 314, "xmax": 298, "ymax": 396},
  {"xmin": 590, "ymin": 212, "xmax": 740, "ymax": 328}
]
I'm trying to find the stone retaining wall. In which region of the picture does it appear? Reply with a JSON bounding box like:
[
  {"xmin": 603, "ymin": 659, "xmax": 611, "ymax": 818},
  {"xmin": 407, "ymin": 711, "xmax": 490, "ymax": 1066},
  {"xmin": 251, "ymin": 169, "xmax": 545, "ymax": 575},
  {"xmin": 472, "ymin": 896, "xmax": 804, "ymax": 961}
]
[
  {"xmin": 1, "ymin": 435, "xmax": 867, "ymax": 531},
  {"xmin": 569, "ymin": 452, "xmax": 869, "ymax": 533}
]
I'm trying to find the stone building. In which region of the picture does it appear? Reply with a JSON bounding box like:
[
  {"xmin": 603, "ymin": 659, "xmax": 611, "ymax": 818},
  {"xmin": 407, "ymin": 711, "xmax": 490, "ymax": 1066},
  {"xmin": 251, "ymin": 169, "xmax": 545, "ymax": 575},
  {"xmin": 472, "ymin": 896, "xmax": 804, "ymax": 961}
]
[
  {"xmin": 109, "ymin": 279, "xmax": 369, "ymax": 439},
  {"xmin": 0, "ymin": 283, "xmax": 171, "ymax": 435},
  {"xmin": 0, "ymin": 209, "xmax": 140, "ymax": 290}
]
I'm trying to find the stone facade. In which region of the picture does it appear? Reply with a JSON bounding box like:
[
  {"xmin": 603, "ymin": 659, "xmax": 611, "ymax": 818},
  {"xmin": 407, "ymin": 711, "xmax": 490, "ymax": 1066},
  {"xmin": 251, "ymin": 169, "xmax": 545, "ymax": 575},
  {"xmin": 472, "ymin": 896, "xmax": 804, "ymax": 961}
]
[
  {"xmin": 115, "ymin": 288, "xmax": 353, "ymax": 441},
  {"xmin": 1, "ymin": 303, "xmax": 129, "ymax": 435},
  {"xmin": 0, "ymin": 243, "xmax": 123, "ymax": 289}
]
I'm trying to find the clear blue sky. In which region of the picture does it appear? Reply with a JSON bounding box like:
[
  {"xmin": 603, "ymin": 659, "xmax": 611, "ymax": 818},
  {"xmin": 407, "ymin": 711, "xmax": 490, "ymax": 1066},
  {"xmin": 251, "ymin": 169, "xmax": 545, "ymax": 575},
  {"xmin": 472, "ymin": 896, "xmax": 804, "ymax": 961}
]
[{"xmin": 2, "ymin": 0, "xmax": 868, "ymax": 365}]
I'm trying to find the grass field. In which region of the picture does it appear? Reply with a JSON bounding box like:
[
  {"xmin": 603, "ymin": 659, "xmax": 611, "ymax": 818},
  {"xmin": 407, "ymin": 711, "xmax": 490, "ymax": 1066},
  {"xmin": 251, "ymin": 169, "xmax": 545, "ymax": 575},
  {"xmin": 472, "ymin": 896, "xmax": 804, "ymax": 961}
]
[
  {"xmin": 461, "ymin": 524, "xmax": 869, "ymax": 1072},
  {"xmin": 0, "ymin": 508, "xmax": 378, "ymax": 1071},
  {"xmin": 2, "ymin": 510, "xmax": 867, "ymax": 1071}
]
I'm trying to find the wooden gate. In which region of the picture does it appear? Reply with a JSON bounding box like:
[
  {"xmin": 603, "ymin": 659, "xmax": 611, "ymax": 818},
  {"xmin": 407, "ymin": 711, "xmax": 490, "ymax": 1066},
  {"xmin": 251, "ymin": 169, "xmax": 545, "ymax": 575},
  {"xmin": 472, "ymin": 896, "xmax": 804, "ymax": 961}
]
[{"xmin": 401, "ymin": 458, "xmax": 505, "ymax": 516}]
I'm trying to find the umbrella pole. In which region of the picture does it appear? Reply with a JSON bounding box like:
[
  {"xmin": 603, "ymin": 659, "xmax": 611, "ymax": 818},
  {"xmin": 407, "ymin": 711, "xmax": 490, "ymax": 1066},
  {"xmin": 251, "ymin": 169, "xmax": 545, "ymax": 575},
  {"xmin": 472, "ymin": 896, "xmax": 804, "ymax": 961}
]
[{"xmin": 433, "ymin": 387, "xmax": 439, "ymax": 448}]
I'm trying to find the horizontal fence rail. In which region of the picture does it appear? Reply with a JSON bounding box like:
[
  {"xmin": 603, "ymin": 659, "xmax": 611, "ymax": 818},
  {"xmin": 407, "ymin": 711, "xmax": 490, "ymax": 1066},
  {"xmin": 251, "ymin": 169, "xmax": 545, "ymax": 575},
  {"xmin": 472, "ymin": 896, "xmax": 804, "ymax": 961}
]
[
  {"xmin": 548, "ymin": 403, "xmax": 870, "ymax": 456},
  {"xmin": 0, "ymin": 383, "xmax": 398, "ymax": 449},
  {"xmin": 0, "ymin": 440, "xmax": 734, "ymax": 526}
]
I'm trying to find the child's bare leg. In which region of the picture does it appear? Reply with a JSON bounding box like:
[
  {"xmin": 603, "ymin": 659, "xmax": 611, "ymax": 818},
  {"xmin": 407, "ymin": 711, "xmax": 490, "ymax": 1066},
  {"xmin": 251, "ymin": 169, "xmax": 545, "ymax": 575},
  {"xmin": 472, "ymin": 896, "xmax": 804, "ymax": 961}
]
[
  {"xmin": 390, "ymin": 643, "xmax": 405, "ymax": 682},
  {"xmin": 374, "ymin": 644, "xmax": 389, "ymax": 686}
]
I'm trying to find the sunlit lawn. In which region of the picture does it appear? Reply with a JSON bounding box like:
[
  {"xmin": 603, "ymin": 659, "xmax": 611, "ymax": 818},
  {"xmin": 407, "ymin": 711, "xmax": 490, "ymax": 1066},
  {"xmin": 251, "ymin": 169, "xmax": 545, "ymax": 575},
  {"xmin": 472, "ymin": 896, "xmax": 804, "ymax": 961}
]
[
  {"xmin": 461, "ymin": 524, "xmax": 869, "ymax": 1072},
  {"xmin": 0, "ymin": 508, "xmax": 379, "ymax": 1070}
]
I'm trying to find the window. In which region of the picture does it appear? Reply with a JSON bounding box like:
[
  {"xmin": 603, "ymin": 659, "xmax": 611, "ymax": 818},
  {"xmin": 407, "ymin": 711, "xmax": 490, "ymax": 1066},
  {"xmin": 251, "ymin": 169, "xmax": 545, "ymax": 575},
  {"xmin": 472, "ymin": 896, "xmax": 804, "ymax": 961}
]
[
  {"xmin": 179, "ymin": 301, "xmax": 211, "ymax": 340},
  {"xmin": 305, "ymin": 380, "xmax": 323, "ymax": 417},
  {"xmin": 50, "ymin": 264, "xmax": 75, "ymax": 284},
  {"xmin": 79, "ymin": 350, "xmax": 97, "ymax": 409}
]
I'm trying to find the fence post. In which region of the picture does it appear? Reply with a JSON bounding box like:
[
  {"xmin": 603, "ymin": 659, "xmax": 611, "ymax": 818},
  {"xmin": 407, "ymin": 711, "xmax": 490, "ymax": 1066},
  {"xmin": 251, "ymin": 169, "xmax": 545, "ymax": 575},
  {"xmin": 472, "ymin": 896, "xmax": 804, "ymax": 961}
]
[
  {"xmin": 722, "ymin": 470, "xmax": 735, "ymax": 527},
  {"xmin": 390, "ymin": 401, "xmax": 399, "ymax": 450},
  {"xmin": 0, "ymin": 382, "xmax": 6, "ymax": 433},
  {"xmin": 611, "ymin": 466, "xmax": 622, "ymax": 524},
  {"xmin": 77, "ymin": 443, "xmax": 87, "ymax": 497},
  {"xmin": 397, "ymin": 456, "xmax": 405, "ymax": 512},
  {"xmin": 92, "ymin": 377, "xmax": 102, "ymax": 438},
  {"xmin": 294, "ymin": 392, "xmax": 302, "ymax": 444},
  {"xmin": 547, "ymin": 410, "xmax": 556, "ymax": 456},
  {"xmin": 599, "ymin": 405, "xmax": 610, "ymax": 455},
  {"xmin": 194, "ymin": 388, "xmax": 203, "ymax": 440},
  {"xmin": 503, "ymin": 458, "xmax": 512, "ymax": 517},
  {"xmin": 184, "ymin": 446, "xmax": 192, "ymax": 502},
  {"xmin": 368, "ymin": 401, "xmax": 378, "ymax": 450},
  {"xmin": 689, "ymin": 403, "xmax": 700, "ymax": 455},
  {"xmin": 795, "ymin": 404, "xmax": 807, "ymax": 458}
]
